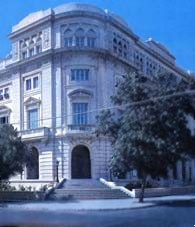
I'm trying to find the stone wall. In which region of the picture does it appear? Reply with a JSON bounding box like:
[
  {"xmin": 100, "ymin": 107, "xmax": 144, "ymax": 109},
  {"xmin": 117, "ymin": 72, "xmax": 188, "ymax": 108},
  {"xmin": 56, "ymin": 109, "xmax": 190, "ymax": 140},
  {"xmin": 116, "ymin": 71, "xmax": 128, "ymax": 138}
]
[{"xmin": 133, "ymin": 186, "xmax": 195, "ymax": 198}]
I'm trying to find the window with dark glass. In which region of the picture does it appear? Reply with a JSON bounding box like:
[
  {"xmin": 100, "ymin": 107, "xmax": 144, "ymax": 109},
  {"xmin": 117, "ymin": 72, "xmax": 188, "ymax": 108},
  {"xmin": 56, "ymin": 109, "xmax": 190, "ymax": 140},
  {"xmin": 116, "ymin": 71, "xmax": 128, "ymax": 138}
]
[
  {"xmin": 22, "ymin": 51, "xmax": 27, "ymax": 59},
  {"xmin": 4, "ymin": 88, "xmax": 9, "ymax": 99},
  {"xmin": 87, "ymin": 38, "xmax": 95, "ymax": 47},
  {"xmin": 26, "ymin": 79, "xmax": 31, "ymax": 91},
  {"xmin": 29, "ymin": 48, "xmax": 35, "ymax": 57},
  {"xmin": 28, "ymin": 109, "xmax": 38, "ymax": 129},
  {"xmin": 64, "ymin": 37, "xmax": 73, "ymax": 47},
  {"xmin": 0, "ymin": 90, "xmax": 3, "ymax": 100},
  {"xmin": 33, "ymin": 77, "xmax": 39, "ymax": 89},
  {"xmin": 0, "ymin": 116, "xmax": 9, "ymax": 124},
  {"xmin": 36, "ymin": 45, "xmax": 41, "ymax": 54},
  {"xmin": 73, "ymin": 103, "xmax": 88, "ymax": 125},
  {"xmin": 71, "ymin": 69, "xmax": 89, "ymax": 81},
  {"xmin": 75, "ymin": 37, "xmax": 85, "ymax": 47}
]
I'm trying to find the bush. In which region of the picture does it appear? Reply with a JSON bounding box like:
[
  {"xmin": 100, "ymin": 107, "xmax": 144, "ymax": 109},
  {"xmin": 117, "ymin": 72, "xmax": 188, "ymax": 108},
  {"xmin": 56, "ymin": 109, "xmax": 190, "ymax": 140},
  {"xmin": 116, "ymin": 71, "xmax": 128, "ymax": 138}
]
[
  {"xmin": 39, "ymin": 184, "xmax": 49, "ymax": 192},
  {"xmin": 0, "ymin": 182, "xmax": 16, "ymax": 191},
  {"xmin": 18, "ymin": 184, "xmax": 26, "ymax": 191}
]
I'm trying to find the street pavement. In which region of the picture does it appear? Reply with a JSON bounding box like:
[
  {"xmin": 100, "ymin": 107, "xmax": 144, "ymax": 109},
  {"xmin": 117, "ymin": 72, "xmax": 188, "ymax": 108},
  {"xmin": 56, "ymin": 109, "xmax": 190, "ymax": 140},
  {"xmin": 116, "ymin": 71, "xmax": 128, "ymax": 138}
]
[{"xmin": 0, "ymin": 195, "xmax": 195, "ymax": 226}]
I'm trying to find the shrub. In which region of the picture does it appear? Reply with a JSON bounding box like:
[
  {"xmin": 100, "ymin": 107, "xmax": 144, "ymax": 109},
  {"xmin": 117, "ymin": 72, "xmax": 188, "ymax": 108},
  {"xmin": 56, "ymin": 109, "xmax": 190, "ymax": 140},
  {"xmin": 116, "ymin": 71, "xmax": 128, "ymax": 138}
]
[{"xmin": 0, "ymin": 182, "xmax": 16, "ymax": 191}]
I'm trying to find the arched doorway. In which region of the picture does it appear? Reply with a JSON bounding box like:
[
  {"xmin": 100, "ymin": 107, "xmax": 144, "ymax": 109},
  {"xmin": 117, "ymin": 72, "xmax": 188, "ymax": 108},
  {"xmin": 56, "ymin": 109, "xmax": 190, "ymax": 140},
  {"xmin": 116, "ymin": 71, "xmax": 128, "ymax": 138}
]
[
  {"xmin": 26, "ymin": 147, "xmax": 39, "ymax": 179},
  {"xmin": 71, "ymin": 145, "xmax": 91, "ymax": 179}
]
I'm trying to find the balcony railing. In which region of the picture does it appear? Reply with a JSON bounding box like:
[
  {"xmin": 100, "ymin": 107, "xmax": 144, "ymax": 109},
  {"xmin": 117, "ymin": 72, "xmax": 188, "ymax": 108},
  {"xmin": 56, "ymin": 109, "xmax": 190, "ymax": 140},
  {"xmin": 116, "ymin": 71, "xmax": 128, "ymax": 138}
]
[
  {"xmin": 67, "ymin": 125, "xmax": 94, "ymax": 133},
  {"xmin": 19, "ymin": 127, "xmax": 50, "ymax": 140}
]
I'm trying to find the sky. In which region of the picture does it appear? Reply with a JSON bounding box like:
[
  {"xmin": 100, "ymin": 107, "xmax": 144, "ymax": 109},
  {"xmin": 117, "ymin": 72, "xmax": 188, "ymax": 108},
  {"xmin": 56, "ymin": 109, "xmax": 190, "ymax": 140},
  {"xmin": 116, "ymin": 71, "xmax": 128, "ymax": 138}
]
[{"xmin": 0, "ymin": 0, "xmax": 194, "ymax": 72}]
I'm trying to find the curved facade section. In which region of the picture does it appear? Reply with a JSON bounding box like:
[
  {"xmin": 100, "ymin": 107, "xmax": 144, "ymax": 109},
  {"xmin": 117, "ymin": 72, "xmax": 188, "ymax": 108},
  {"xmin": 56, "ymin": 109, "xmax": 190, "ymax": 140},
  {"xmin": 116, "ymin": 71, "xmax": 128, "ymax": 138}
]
[{"xmin": 0, "ymin": 3, "xmax": 193, "ymax": 187}]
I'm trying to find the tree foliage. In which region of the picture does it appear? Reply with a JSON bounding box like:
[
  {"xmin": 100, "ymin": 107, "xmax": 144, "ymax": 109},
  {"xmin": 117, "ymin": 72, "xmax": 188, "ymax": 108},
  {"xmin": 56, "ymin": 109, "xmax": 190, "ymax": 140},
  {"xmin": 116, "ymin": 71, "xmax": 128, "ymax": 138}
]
[
  {"xmin": 96, "ymin": 72, "xmax": 195, "ymax": 202},
  {"xmin": 0, "ymin": 124, "xmax": 28, "ymax": 181}
]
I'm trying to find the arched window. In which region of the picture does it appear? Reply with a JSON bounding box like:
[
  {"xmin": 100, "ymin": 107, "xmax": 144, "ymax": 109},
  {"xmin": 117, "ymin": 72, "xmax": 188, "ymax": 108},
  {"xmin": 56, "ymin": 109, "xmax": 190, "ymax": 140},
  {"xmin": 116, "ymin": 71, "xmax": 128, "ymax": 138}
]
[
  {"xmin": 113, "ymin": 38, "xmax": 117, "ymax": 44},
  {"xmin": 118, "ymin": 41, "xmax": 122, "ymax": 56},
  {"xmin": 29, "ymin": 40, "xmax": 35, "ymax": 57},
  {"xmin": 113, "ymin": 38, "xmax": 117, "ymax": 53},
  {"xmin": 21, "ymin": 42, "xmax": 28, "ymax": 59},
  {"xmin": 86, "ymin": 29, "xmax": 96, "ymax": 48},
  {"xmin": 75, "ymin": 28, "xmax": 85, "ymax": 47},
  {"xmin": 36, "ymin": 37, "xmax": 42, "ymax": 54},
  {"xmin": 64, "ymin": 29, "xmax": 73, "ymax": 47},
  {"xmin": 118, "ymin": 41, "xmax": 122, "ymax": 47}
]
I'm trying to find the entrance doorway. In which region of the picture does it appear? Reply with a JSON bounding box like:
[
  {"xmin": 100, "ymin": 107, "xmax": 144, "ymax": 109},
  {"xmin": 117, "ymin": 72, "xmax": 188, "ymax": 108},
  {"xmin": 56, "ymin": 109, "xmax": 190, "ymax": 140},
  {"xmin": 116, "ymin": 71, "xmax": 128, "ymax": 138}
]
[
  {"xmin": 26, "ymin": 147, "xmax": 39, "ymax": 179},
  {"xmin": 71, "ymin": 145, "xmax": 91, "ymax": 179}
]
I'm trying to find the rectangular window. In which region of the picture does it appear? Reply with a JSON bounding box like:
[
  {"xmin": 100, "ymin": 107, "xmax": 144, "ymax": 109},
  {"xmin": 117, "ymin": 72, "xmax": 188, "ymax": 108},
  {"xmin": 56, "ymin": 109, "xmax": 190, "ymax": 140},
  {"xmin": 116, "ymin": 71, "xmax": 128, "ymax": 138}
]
[
  {"xmin": 29, "ymin": 48, "xmax": 35, "ymax": 57},
  {"xmin": 4, "ymin": 88, "xmax": 9, "ymax": 99},
  {"xmin": 33, "ymin": 77, "xmax": 39, "ymax": 89},
  {"xmin": 87, "ymin": 38, "xmax": 95, "ymax": 47},
  {"xmin": 75, "ymin": 37, "xmax": 85, "ymax": 47},
  {"xmin": 28, "ymin": 109, "xmax": 38, "ymax": 129},
  {"xmin": 64, "ymin": 38, "xmax": 73, "ymax": 47},
  {"xmin": 22, "ymin": 51, "xmax": 27, "ymax": 59},
  {"xmin": 71, "ymin": 69, "xmax": 89, "ymax": 81},
  {"xmin": 36, "ymin": 45, "xmax": 41, "ymax": 54},
  {"xmin": 0, "ymin": 116, "xmax": 9, "ymax": 124},
  {"xmin": 130, "ymin": 169, "xmax": 137, "ymax": 177},
  {"xmin": 0, "ymin": 90, "xmax": 3, "ymax": 100},
  {"xmin": 73, "ymin": 103, "xmax": 88, "ymax": 125},
  {"xmin": 26, "ymin": 79, "xmax": 31, "ymax": 91}
]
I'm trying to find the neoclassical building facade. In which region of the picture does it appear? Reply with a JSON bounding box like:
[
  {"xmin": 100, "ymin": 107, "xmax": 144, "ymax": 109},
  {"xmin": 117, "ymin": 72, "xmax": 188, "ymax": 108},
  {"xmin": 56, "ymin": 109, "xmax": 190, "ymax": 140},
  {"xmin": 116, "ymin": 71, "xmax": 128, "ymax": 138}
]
[{"xmin": 0, "ymin": 3, "xmax": 194, "ymax": 186}]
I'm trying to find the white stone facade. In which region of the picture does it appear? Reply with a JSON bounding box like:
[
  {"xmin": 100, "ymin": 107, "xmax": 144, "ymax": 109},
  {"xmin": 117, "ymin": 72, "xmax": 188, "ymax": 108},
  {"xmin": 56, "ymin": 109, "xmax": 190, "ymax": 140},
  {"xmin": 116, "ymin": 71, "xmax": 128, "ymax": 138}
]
[{"xmin": 0, "ymin": 3, "xmax": 194, "ymax": 186}]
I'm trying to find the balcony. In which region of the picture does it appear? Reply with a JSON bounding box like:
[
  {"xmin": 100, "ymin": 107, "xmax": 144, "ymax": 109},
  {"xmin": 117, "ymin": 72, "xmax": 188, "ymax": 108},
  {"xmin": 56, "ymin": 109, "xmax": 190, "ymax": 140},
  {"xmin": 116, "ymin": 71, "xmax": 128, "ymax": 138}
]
[
  {"xmin": 67, "ymin": 125, "xmax": 95, "ymax": 133},
  {"xmin": 19, "ymin": 127, "xmax": 50, "ymax": 141}
]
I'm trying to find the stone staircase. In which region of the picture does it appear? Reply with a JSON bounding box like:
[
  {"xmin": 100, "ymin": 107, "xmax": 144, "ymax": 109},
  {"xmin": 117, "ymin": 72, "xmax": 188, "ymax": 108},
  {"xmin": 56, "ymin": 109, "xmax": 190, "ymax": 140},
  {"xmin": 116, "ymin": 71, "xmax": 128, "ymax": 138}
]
[{"xmin": 47, "ymin": 179, "xmax": 130, "ymax": 200}]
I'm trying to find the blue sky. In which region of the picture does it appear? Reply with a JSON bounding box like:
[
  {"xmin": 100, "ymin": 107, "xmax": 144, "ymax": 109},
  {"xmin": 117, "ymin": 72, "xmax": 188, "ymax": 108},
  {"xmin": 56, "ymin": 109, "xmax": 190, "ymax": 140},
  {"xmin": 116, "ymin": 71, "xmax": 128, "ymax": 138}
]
[{"xmin": 0, "ymin": 0, "xmax": 194, "ymax": 72}]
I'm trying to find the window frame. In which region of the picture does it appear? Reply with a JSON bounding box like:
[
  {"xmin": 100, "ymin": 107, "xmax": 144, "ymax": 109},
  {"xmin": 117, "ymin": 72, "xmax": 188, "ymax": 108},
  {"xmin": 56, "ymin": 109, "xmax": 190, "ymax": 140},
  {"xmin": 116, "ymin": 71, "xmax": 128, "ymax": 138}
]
[
  {"xmin": 33, "ymin": 76, "xmax": 39, "ymax": 89},
  {"xmin": 24, "ymin": 75, "xmax": 40, "ymax": 92},
  {"xmin": 71, "ymin": 69, "xmax": 89, "ymax": 81},
  {"xmin": 27, "ymin": 108, "xmax": 39, "ymax": 129},
  {"xmin": 72, "ymin": 102, "xmax": 88, "ymax": 125},
  {"xmin": 26, "ymin": 79, "xmax": 32, "ymax": 91}
]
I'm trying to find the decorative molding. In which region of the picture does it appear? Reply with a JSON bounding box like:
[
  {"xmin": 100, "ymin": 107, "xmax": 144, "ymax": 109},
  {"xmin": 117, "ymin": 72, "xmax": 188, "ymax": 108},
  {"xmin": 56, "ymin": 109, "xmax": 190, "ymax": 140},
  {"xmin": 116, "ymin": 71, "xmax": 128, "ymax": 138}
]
[
  {"xmin": 42, "ymin": 28, "xmax": 51, "ymax": 50},
  {"xmin": 69, "ymin": 135, "xmax": 94, "ymax": 146},
  {"xmin": 68, "ymin": 88, "xmax": 93, "ymax": 99},
  {"xmin": 24, "ymin": 97, "xmax": 41, "ymax": 106},
  {"xmin": 0, "ymin": 105, "xmax": 11, "ymax": 114}
]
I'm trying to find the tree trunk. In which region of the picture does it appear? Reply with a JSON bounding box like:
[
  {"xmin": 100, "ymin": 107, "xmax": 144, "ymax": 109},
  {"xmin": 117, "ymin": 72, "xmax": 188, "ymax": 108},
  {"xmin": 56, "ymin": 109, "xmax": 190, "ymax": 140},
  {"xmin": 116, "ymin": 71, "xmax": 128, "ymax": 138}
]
[{"xmin": 139, "ymin": 176, "xmax": 146, "ymax": 203}]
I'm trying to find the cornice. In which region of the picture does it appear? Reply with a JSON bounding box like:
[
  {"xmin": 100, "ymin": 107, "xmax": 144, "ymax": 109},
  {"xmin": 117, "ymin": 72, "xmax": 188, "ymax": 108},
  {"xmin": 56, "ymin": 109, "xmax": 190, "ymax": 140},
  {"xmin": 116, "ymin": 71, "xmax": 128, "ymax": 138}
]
[
  {"xmin": 8, "ymin": 15, "xmax": 53, "ymax": 39},
  {"xmin": 0, "ymin": 47, "xmax": 189, "ymax": 81}
]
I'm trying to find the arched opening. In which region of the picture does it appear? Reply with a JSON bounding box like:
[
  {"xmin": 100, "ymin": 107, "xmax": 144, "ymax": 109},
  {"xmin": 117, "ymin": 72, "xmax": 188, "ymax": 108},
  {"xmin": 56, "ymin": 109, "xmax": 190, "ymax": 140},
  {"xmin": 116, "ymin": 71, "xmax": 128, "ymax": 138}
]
[
  {"xmin": 64, "ymin": 29, "xmax": 73, "ymax": 47},
  {"xmin": 86, "ymin": 29, "xmax": 96, "ymax": 47},
  {"xmin": 71, "ymin": 145, "xmax": 91, "ymax": 179},
  {"xmin": 36, "ymin": 37, "xmax": 42, "ymax": 54},
  {"xmin": 26, "ymin": 147, "xmax": 39, "ymax": 179},
  {"xmin": 75, "ymin": 28, "xmax": 85, "ymax": 47}
]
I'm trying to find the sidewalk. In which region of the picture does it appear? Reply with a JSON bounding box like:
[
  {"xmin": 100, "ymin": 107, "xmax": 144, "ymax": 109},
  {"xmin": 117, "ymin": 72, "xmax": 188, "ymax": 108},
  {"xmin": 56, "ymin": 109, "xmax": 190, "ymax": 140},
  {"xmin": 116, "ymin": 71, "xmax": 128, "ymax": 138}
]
[{"xmin": 1, "ymin": 194, "xmax": 195, "ymax": 211}]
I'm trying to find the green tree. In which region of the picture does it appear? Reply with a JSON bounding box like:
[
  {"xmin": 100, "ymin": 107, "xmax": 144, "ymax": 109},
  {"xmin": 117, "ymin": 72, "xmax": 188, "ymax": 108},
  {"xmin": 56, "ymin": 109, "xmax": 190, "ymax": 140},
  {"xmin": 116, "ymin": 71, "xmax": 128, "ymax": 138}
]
[
  {"xmin": 0, "ymin": 124, "xmax": 28, "ymax": 181},
  {"xmin": 96, "ymin": 72, "xmax": 195, "ymax": 202}
]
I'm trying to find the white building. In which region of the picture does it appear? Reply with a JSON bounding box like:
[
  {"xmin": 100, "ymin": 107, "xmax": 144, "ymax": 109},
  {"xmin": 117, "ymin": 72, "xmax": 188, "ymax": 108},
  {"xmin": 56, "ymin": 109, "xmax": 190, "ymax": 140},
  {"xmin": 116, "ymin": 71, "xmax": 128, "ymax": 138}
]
[{"xmin": 0, "ymin": 3, "xmax": 194, "ymax": 187}]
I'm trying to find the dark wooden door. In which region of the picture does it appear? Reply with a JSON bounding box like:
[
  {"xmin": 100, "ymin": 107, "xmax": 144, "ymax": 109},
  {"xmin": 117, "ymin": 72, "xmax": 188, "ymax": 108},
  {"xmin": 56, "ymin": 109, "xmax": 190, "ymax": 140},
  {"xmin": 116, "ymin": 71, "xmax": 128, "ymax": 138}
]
[{"xmin": 71, "ymin": 145, "xmax": 91, "ymax": 179}]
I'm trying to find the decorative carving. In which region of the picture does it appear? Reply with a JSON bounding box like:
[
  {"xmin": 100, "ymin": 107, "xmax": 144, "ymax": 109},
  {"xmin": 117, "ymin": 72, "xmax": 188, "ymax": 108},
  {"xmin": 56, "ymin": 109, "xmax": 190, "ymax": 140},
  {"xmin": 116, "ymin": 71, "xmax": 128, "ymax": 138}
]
[
  {"xmin": 24, "ymin": 97, "xmax": 41, "ymax": 106},
  {"xmin": 42, "ymin": 28, "xmax": 51, "ymax": 49},
  {"xmin": 68, "ymin": 135, "xmax": 94, "ymax": 145},
  {"xmin": 12, "ymin": 42, "xmax": 19, "ymax": 61}
]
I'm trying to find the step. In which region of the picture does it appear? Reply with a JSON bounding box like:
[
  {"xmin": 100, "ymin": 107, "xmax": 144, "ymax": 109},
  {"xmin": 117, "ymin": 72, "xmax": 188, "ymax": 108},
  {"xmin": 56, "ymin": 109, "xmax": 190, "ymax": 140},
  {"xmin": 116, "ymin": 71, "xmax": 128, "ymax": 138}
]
[
  {"xmin": 49, "ymin": 193, "xmax": 128, "ymax": 200},
  {"xmin": 48, "ymin": 189, "xmax": 129, "ymax": 200},
  {"xmin": 47, "ymin": 179, "xmax": 130, "ymax": 200},
  {"xmin": 61, "ymin": 179, "xmax": 107, "ymax": 189}
]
